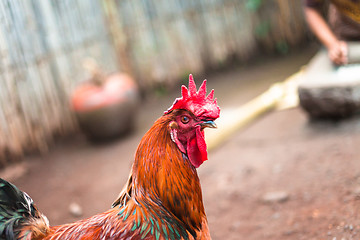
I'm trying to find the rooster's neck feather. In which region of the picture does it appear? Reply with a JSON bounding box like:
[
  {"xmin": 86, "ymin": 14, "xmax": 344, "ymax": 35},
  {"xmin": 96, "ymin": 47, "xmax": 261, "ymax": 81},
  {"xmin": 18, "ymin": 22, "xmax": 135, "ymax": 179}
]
[{"xmin": 113, "ymin": 113, "xmax": 206, "ymax": 239}]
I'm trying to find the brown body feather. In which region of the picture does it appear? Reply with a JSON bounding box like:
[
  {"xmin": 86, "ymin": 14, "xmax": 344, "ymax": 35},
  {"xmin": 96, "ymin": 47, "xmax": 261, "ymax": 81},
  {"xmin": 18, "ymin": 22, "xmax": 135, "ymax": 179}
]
[
  {"xmin": 7, "ymin": 76, "xmax": 218, "ymax": 240},
  {"xmin": 22, "ymin": 110, "xmax": 210, "ymax": 240}
]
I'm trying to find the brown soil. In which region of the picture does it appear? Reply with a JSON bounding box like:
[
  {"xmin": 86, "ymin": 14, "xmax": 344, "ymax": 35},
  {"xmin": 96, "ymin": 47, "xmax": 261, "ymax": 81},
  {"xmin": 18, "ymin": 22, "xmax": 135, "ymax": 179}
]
[{"xmin": 4, "ymin": 47, "xmax": 360, "ymax": 240}]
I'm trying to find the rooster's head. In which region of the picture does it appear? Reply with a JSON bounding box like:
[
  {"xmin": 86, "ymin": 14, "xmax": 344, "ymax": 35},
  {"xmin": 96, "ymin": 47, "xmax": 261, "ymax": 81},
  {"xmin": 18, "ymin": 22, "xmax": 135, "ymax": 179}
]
[{"xmin": 164, "ymin": 74, "xmax": 220, "ymax": 168}]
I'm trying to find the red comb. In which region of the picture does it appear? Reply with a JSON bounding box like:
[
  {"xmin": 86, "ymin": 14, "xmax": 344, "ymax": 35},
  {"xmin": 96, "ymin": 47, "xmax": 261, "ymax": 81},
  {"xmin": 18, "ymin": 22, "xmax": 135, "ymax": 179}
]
[{"xmin": 164, "ymin": 74, "xmax": 220, "ymax": 119}]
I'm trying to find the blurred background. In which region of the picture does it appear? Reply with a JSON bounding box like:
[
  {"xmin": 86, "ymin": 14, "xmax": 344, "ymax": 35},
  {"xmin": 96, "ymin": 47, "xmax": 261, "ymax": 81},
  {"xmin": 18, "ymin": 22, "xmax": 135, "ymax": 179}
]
[
  {"xmin": 0, "ymin": 0, "xmax": 308, "ymax": 163},
  {"xmin": 1, "ymin": 1, "xmax": 360, "ymax": 239}
]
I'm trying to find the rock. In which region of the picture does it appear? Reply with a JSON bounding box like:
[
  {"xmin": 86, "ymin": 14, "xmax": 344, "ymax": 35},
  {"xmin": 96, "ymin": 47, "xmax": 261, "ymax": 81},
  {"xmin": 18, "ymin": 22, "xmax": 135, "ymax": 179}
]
[
  {"xmin": 262, "ymin": 191, "xmax": 289, "ymax": 203},
  {"xmin": 353, "ymin": 187, "xmax": 360, "ymax": 195},
  {"xmin": 352, "ymin": 187, "xmax": 360, "ymax": 199},
  {"xmin": 298, "ymin": 83, "xmax": 360, "ymax": 118},
  {"xmin": 69, "ymin": 202, "xmax": 83, "ymax": 217},
  {"xmin": 298, "ymin": 50, "xmax": 360, "ymax": 119}
]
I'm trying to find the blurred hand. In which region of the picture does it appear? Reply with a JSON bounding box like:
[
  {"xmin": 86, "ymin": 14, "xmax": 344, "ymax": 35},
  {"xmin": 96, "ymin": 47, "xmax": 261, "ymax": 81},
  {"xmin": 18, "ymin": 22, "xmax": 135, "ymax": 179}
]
[{"xmin": 327, "ymin": 41, "xmax": 348, "ymax": 65}]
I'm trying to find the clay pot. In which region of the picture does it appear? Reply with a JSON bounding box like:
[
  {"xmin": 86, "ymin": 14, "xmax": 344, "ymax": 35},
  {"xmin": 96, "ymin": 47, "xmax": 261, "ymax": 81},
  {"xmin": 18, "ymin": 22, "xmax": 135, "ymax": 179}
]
[{"xmin": 71, "ymin": 73, "xmax": 139, "ymax": 142}]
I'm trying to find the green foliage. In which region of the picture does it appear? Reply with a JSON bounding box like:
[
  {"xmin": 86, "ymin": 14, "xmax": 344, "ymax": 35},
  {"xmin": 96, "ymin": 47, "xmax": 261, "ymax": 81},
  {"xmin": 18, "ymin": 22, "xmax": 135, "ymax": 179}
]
[
  {"xmin": 154, "ymin": 84, "xmax": 168, "ymax": 97},
  {"xmin": 255, "ymin": 21, "xmax": 271, "ymax": 38},
  {"xmin": 276, "ymin": 40, "xmax": 289, "ymax": 54},
  {"xmin": 180, "ymin": 71, "xmax": 192, "ymax": 85},
  {"xmin": 246, "ymin": 0, "xmax": 263, "ymax": 12}
]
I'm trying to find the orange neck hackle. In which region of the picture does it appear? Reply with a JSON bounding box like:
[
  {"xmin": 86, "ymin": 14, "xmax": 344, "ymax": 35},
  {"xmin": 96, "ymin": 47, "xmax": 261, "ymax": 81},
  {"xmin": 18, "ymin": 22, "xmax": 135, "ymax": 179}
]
[
  {"xmin": 131, "ymin": 111, "xmax": 205, "ymax": 236},
  {"xmin": 110, "ymin": 75, "xmax": 218, "ymax": 239}
]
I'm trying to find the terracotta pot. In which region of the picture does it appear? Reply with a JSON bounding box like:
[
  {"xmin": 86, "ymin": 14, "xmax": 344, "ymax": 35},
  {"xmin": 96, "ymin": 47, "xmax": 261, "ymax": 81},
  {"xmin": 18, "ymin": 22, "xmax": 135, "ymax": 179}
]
[{"xmin": 71, "ymin": 73, "xmax": 139, "ymax": 141}]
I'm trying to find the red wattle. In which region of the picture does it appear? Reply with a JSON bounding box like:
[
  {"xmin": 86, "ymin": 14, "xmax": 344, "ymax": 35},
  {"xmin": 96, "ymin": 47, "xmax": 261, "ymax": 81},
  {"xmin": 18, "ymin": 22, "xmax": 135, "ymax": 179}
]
[{"xmin": 187, "ymin": 127, "xmax": 208, "ymax": 168}]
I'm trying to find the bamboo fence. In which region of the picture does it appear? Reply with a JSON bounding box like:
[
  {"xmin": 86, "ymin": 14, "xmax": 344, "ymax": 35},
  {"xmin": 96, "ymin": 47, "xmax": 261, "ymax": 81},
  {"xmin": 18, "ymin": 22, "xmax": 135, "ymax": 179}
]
[
  {"xmin": 0, "ymin": 0, "xmax": 118, "ymax": 166},
  {"xmin": 107, "ymin": 0, "xmax": 308, "ymax": 86},
  {"xmin": 0, "ymin": 0, "xmax": 308, "ymax": 166}
]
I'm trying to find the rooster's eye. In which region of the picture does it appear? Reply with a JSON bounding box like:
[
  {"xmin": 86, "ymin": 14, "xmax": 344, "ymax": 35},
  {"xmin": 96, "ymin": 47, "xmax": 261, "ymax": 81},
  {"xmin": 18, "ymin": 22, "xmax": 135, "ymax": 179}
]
[{"xmin": 181, "ymin": 116, "xmax": 190, "ymax": 124}]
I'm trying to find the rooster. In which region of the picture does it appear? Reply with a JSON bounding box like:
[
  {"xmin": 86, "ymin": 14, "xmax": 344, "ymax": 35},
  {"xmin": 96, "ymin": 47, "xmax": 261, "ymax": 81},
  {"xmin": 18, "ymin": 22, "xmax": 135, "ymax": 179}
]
[{"xmin": 0, "ymin": 74, "xmax": 220, "ymax": 240}]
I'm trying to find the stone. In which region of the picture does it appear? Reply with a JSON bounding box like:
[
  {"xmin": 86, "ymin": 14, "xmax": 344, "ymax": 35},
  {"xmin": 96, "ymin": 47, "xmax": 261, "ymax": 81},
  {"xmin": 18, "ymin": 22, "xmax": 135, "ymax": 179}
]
[
  {"xmin": 298, "ymin": 49, "xmax": 360, "ymax": 119},
  {"xmin": 352, "ymin": 186, "xmax": 360, "ymax": 198},
  {"xmin": 69, "ymin": 202, "xmax": 83, "ymax": 217},
  {"xmin": 262, "ymin": 191, "xmax": 289, "ymax": 203}
]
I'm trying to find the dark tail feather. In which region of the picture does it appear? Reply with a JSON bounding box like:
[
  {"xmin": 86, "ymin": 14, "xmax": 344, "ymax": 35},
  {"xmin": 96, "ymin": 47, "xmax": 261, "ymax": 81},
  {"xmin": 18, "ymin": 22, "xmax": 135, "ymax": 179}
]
[{"xmin": 0, "ymin": 178, "xmax": 49, "ymax": 240}]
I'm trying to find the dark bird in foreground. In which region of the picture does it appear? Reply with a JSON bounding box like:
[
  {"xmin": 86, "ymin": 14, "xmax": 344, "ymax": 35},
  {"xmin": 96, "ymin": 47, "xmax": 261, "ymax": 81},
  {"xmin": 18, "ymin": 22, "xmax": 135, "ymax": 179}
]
[{"xmin": 0, "ymin": 74, "xmax": 220, "ymax": 240}]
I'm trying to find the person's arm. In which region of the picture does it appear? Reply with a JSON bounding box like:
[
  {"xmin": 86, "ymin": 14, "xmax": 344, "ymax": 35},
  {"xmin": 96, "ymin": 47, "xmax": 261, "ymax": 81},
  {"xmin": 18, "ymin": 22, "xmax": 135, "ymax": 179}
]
[{"xmin": 304, "ymin": 6, "xmax": 348, "ymax": 65}]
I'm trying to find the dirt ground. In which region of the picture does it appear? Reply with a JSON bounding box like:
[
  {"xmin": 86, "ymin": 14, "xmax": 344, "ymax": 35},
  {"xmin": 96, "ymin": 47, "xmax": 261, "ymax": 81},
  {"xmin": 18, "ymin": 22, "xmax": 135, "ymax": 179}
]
[{"xmin": 3, "ymin": 47, "xmax": 360, "ymax": 240}]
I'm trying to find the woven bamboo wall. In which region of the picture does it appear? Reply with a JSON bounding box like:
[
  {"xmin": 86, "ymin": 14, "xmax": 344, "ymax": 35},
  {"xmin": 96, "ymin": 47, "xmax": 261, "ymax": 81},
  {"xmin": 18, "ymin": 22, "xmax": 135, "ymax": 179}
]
[
  {"xmin": 0, "ymin": 0, "xmax": 118, "ymax": 166},
  {"xmin": 109, "ymin": 0, "xmax": 308, "ymax": 86},
  {"xmin": 0, "ymin": 0, "xmax": 308, "ymax": 166}
]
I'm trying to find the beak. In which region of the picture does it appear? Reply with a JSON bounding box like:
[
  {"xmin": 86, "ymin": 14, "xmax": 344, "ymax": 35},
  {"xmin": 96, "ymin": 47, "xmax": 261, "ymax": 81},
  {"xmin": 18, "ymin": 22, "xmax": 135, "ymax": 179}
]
[{"xmin": 200, "ymin": 120, "xmax": 217, "ymax": 129}]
